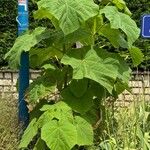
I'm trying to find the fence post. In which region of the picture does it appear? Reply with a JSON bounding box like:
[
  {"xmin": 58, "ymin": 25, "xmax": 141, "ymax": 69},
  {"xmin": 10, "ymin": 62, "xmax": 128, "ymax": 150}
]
[{"xmin": 17, "ymin": 0, "xmax": 29, "ymax": 125}]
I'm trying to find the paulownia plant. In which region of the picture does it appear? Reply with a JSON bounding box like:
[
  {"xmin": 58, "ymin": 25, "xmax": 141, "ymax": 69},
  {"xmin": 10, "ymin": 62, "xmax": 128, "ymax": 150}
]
[{"xmin": 5, "ymin": 0, "xmax": 143, "ymax": 149}]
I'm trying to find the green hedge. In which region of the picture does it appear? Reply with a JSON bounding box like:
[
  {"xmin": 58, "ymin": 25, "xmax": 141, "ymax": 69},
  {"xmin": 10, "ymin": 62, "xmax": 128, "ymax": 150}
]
[
  {"xmin": 0, "ymin": 0, "xmax": 17, "ymax": 66},
  {"xmin": 0, "ymin": 0, "xmax": 52, "ymax": 67}
]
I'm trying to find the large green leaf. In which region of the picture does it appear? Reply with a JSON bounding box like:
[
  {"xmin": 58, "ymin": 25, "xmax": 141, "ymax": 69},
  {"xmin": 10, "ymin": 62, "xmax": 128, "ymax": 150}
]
[
  {"xmin": 5, "ymin": 27, "xmax": 47, "ymax": 69},
  {"xmin": 111, "ymin": 53, "xmax": 131, "ymax": 83},
  {"xmin": 19, "ymin": 118, "xmax": 38, "ymax": 148},
  {"xmin": 30, "ymin": 47, "xmax": 63, "ymax": 67},
  {"xmin": 37, "ymin": 0, "xmax": 99, "ymax": 35},
  {"xmin": 61, "ymin": 46, "xmax": 119, "ymax": 93},
  {"xmin": 41, "ymin": 120, "xmax": 77, "ymax": 150},
  {"xmin": 111, "ymin": 53, "xmax": 131, "ymax": 94},
  {"xmin": 38, "ymin": 102, "xmax": 73, "ymax": 127},
  {"xmin": 74, "ymin": 116, "xmax": 93, "ymax": 145},
  {"xmin": 100, "ymin": 6, "xmax": 140, "ymax": 47},
  {"xmin": 112, "ymin": 0, "xmax": 131, "ymax": 15},
  {"xmin": 40, "ymin": 101, "xmax": 71, "ymax": 112},
  {"xmin": 26, "ymin": 70, "xmax": 58, "ymax": 104},
  {"xmin": 99, "ymin": 24, "xmax": 128, "ymax": 48},
  {"xmin": 62, "ymin": 88, "xmax": 94, "ymax": 114},
  {"xmin": 70, "ymin": 79, "xmax": 88, "ymax": 98},
  {"xmin": 33, "ymin": 138, "xmax": 47, "ymax": 150},
  {"xmin": 129, "ymin": 46, "xmax": 144, "ymax": 67}
]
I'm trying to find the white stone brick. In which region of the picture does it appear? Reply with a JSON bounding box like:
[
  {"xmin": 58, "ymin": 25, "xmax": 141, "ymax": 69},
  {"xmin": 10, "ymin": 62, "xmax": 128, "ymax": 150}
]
[
  {"xmin": 144, "ymin": 88, "xmax": 150, "ymax": 94},
  {"xmin": 11, "ymin": 86, "xmax": 17, "ymax": 92},
  {"xmin": 13, "ymin": 93, "xmax": 18, "ymax": 99},
  {"xmin": 132, "ymin": 88, "xmax": 143, "ymax": 94},
  {"xmin": 144, "ymin": 95, "xmax": 150, "ymax": 101},
  {"xmin": 12, "ymin": 79, "xmax": 17, "ymax": 85},
  {"xmin": 124, "ymin": 95, "xmax": 133, "ymax": 101},
  {"xmin": 31, "ymin": 73, "xmax": 40, "ymax": 79},
  {"xmin": 0, "ymin": 79, "xmax": 12, "ymax": 85},
  {"xmin": 130, "ymin": 81, "xmax": 143, "ymax": 87},
  {"xmin": 0, "ymin": 86, "xmax": 3, "ymax": 91},
  {"xmin": 0, "ymin": 73, "xmax": 3, "ymax": 78},
  {"xmin": 4, "ymin": 73, "xmax": 12, "ymax": 79},
  {"xmin": 144, "ymin": 80, "xmax": 150, "ymax": 87},
  {"xmin": 13, "ymin": 73, "xmax": 18, "ymax": 80},
  {"xmin": 4, "ymin": 86, "xmax": 11, "ymax": 92}
]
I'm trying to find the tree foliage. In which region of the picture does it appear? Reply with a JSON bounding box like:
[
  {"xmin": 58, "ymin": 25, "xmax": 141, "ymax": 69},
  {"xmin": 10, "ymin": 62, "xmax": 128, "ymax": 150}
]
[{"xmin": 5, "ymin": 0, "xmax": 143, "ymax": 149}]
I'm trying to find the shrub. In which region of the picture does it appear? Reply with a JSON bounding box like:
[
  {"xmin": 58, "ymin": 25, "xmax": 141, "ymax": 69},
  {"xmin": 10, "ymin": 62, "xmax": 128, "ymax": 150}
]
[{"xmin": 5, "ymin": 0, "xmax": 143, "ymax": 149}]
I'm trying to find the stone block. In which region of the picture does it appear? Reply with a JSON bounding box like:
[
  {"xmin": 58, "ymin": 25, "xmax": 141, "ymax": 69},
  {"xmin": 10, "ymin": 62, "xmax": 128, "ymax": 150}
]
[
  {"xmin": 144, "ymin": 95, "xmax": 150, "ymax": 101},
  {"xmin": 13, "ymin": 93, "xmax": 18, "ymax": 99},
  {"xmin": 4, "ymin": 73, "xmax": 12, "ymax": 79},
  {"xmin": 4, "ymin": 86, "xmax": 11, "ymax": 92},
  {"xmin": 132, "ymin": 88, "xmax": 143, "ymax": 94},
  {"xmin": 124, "ymin": 94, "xmax": 133, "ymax": 101},
  {"xmin": 0, "ymin": 73, "xmax": 3, "ymax": 78},
  {"xmin": 130, "ymin": 81, "xmax": 143, "ymax": 87},
  {"xmin": 0, "ymin": 79, "xmax": 12, "ymax": 85},
  {"xmin": 143, "ymin": 80, "xmax": 150, "ymax": 87},
  {"xmin": 11, "ymin": 86, "xmax": 17, "ymax": 92},
  {"xmin": 13, "ymin": 73, "xmax": 18, "ymax": 80},
  {"xmin": 12, "ymin": 79, "xmax": 17, "ymax": 85},
  {"xmin": 0, "ymin": 86, "xmax": 3, "ymax": 91},
  {"xmin": 144, "ymin": 88, "xmax": 150, "ymax": 94},
  {"xmin": 31, "ymin": 73, "xmax": 40, "ymax": 79}
]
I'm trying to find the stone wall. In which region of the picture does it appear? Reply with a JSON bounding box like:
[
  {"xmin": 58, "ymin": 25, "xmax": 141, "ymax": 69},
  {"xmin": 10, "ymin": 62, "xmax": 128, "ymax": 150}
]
[
  {"xmin": 0, "ymin": 70, "xmax": 150, "ymax": 104},
  {"xmin": 116, "ymin": 72, "xmax": 150, "ymax": 106},
  {"xmin": 0, "ymin": 70, "xmax": 40, "ymax": 99}
]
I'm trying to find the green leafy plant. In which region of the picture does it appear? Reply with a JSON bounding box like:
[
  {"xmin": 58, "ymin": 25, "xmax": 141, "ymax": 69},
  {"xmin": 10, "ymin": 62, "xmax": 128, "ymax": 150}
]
[{"xmin": 5, "ymin": 0, "xmax": 142, "ymax": 149}]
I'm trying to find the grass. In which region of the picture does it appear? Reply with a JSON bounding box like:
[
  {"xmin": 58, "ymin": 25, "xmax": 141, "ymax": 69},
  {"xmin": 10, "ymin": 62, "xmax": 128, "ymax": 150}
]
[
  {"xmin": 0, "ymin": 96, "xmax": 149, "ymax": 150},
  {"xmin": 98, "ymin": 98, "xmax": 150, "ymax": 150},
  {"xmin": 0, "ymin": 98, "xmax": 20, "ymax": 150}
]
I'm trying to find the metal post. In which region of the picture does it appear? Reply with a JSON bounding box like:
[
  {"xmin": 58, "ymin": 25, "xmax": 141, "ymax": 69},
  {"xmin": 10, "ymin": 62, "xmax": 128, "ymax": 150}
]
[{"xmin": 17, "ymin": 0, "xmax": 29, "ymax": 125}]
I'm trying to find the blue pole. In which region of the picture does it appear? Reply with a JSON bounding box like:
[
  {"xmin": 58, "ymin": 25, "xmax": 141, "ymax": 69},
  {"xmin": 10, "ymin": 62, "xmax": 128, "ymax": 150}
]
[{"xmin": 17, "ymin": 0, "xmax": 29, "ymax": 125}]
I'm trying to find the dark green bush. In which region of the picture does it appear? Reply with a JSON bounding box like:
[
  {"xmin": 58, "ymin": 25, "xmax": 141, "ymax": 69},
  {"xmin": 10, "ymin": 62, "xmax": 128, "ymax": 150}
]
[
  {"xmin": 0, "ymin": 0, "xmax": 52, "ymax": 67},
  {"xmin": 0, "ymin": 0, "xmax": 17, "ymax": 66}
]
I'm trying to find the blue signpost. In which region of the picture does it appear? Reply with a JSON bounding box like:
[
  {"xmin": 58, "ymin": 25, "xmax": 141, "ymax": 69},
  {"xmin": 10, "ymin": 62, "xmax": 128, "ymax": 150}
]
[
  {"xmin": 17, "ymin": 0, "xmax": 29, "ymax": 125},
  {"xmin": 141, "ymin": 15, "xmax": 150, "ymax": 38}
]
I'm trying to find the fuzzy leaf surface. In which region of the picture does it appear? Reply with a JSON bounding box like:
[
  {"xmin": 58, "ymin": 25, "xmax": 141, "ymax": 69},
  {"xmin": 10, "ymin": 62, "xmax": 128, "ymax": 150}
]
[
  {"xmin": 38, "ymin": 101, "xmax": 73, "ymax": 127},
  {"xmin": 100, "ymin": 6, "xmax": 140, "ymax": 46},
  {"xmin": 62, "ymin": 88, "xmax": 93, "ymax": 114},
  {"xmin": 19, "ymin": 118, "xmax": 38, "ymax": 148},
  {"xmin": 70, "ymin": 79, "xmax": 88, "ymax": 97},
  {"xmin": 37, "ymin": 0, "xmax": 99, "ymax": 34},
  {"xmin": 27, "ymin": 70, "xmax": 59, "ymax": 104},
  {"xmin": 41, "ymin": 120, "xmax": 77, "ymax": 150},
  {"xmin": 74, "ymin": 116, "xmax": 93, "ymax": 145},
  {"xmin": 129, "ymin": 46, "xmax": 144, "ymax": 67},
  {"xmin": 5, "ymin": 27, "xmax": 47, "ymax": 69},
  {"xmin": 61, "ymin": 46, "xmax": 119, "ymax": 93},
  {"xmin": 30, "ymin": 47, "xmax": 63, "ymax": 67},
  {"xmin": 99, "ymin": 24, "xmax": 128, "ymax": 48},
  {"xmin": 112, "ymin": 0, "xmax": 131, "ymax": 15},
  {"xmin": 33, "ymin": 138, "xmax": 46, "ymax": 150}
]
